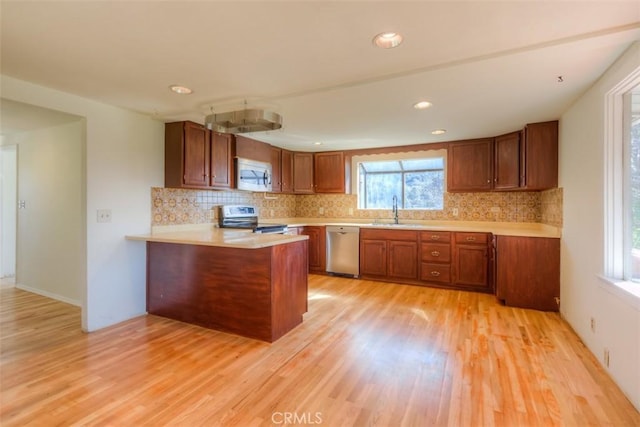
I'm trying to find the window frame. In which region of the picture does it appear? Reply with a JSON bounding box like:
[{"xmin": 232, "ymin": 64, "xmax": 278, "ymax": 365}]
[{"xmin": 351, "ymin": 149, "xmax": 447, "ymax": 210}]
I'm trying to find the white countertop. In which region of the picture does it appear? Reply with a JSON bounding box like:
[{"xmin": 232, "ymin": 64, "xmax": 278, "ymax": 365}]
[{"xmin": 126, "ymin": 225, "xmax": 308, "ymax": 249}]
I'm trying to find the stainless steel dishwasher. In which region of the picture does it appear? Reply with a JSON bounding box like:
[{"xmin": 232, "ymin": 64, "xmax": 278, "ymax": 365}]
[{"xmin": 326, "ymin": 226, "xmax": 360, "ymax": 277}]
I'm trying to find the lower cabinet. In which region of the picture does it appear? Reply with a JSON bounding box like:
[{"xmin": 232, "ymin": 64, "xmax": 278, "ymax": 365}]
[
  {"xmin": 300, "ymin": 226, "xmax": 326, "ymax": 273},
  {"xmin": 452, "ymin": 232, "xmax": 493, "ymax": 292},
  {"xmin": 496, "ymin": 236, "xmax": 560, "ymax": 311},
  {"xmin": 360, "ymin": 229, "xmax": 418, "ymax": 281}
]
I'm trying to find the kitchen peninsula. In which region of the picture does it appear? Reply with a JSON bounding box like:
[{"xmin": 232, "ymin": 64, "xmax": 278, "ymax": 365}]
[{"xmin": 127, "ymin": 227, "xmax": 309, "ymax": 342}]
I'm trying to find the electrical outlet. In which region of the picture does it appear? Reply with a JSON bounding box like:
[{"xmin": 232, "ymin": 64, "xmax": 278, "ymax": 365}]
[
  {"xmin": 490, "ymin": 206, "xmax": 501, "ymax": 213},
  {"xmin": 452, "ymin": 208, "xmax": 459, "ymax": 217},
  {"xmin": 319, "ymin": 207, "xmax": 325, "ymax": 215},
  {"xmin": 590, "ymin": 317, "xmax": 596, "ymax": 333},
  {"xmin": 269, "ymin": 209, "xmax": 274, "ymax": 217},
  {"xmin": 349, "ymin": 208, "xmax": 354, "ymax": 216},
  {"xmin": 97, "ymin": 209, "xmax": 112, "ymax": 223},
  {"xmin": 604, "ymin": 348, "xmax": 610, "ymax": 368}
]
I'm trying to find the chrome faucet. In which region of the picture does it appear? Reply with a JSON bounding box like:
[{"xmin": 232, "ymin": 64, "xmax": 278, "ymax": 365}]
[{"xmin": 392, "ymin": 195, "xmax": 399, "ymax": 224}]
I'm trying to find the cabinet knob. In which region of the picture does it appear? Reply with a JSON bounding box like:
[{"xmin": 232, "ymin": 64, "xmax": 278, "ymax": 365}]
[
  {"xmin": 430, "ymin": 271, "xmax": 441, "ymax": 277},
  {"xmin": 431, "ymin": 251, "xmax": 440, "ymax": 257},
  {"xmin": 487, "ymin": 179, "xmax": 490, "ymax": 183}
]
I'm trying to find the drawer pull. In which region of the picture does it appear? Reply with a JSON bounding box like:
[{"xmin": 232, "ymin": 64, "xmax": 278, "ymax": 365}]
[
  {"xmin": 465, "ymin": 236, "xmax": 476, "ymax": 242},
  {"xmin": 431, "ymin": 235, "xmax": 440, "ymax": 240},
  {"xmin": 431, "ymin": 251, "xmax": 440, "ymax": 257},
  {"xmin": 430, "ymin": 271, "xmax": 441, "ymax": 277}
]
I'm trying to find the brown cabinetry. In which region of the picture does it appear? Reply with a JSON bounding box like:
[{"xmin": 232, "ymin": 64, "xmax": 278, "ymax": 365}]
[
  {"xmin": 493, "ymin": 131, "xmax": 521, "ymax": 190},
  {"xmin": 420, "ymin": 231, "xmax": 452, "ymax": 284},
  {"xmin": 165, "ymin": 121, "xmax": 235, "ymax": 190},
  {"xmin": 521, "ymin": 121, "xmax": 558, "ymax": 190},
  {"xmin": 447, "ymin": 139, "xmax": 493, "ymax": 192},
  {"xmin": 270, "ymin": 147, "xmax": 282, "ymax": 193},
  {"xmin": 360, "ymin": 229, "xmax": 418, "ymax": 281},
  {"xmin": 293, "ymin": 152, "xmax": 314, "ymax": 194},
  {"xmin": 496, "ymin": 236, "xmax": 560, "ymax": 311},
  {"xmin": 314, "ymin": 151, "xmax": 346, "ymax": 193},
  {"xmin": 281, "ymin": 149, "xmax": 294, "ymax": 193},
  {"xmin": 452, "ymin": 232, "xmax": 492, "ymax": 292},
  {"xmin": 301, "ymin": 226, "xmax": 326, "ymax": 273}
]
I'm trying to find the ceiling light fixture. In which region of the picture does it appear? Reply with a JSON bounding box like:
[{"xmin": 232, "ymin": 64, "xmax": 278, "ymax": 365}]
[
  {"xmin": 413, "ymin": 101, "xmax": 432, "ymax": 110},
  {"xmin": 169, "ymin": 85, "xmax": 192, "ymax": 95},
  {"xmin": 431, "ymin": 129, "xmax": 447, "ymax": 135},
  {"xmin": 373, "ymin": 32, "xmax": 403, "ymax": 49}
]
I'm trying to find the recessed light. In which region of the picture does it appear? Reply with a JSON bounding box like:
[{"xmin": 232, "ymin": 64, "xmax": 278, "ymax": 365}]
[
  {"xmin": 313, "ymin": 142, "xmax": 323, "ymax": 146},
  {"xmin": 169, "ymin": 85, "xmax": 193, "ymax": 95},
  {"xmin": 431, "ymin": 129, "xmax": 446, "ymax": 135},
  {"xmin": 413, "ymin": 101, "xmax": 432, "ymax": 110},
  {"xmin": 372, "ymin": 32, "xmax": 403, "ymax": 49}
]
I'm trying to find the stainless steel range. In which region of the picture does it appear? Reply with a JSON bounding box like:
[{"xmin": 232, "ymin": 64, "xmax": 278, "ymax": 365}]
[{"xmin": 219, "ymin": 205, "xmax": 288, "ymax": 234}]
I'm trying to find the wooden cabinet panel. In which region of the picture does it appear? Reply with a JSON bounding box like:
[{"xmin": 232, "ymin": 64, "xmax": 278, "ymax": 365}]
[
  {"xmin": 452, "ymin": 232, "xmax": 492, "ymax": 292},
  {"xmin": 421, "ymin": 243, "xmax": 451, "ymax": 263},
  {"xmin": 270, "ymin": 147, "xmax": 282, "ymax": 193},
  {"xmin": 420, "ymin": 263, "xmax": 451, "ymax": 283},
  {"xmin": 314, "ymin": 151, "xmax": 345, "ymax": 193},
  {"xmin": 210, "ymin": 131, "xmax": 234, "ymax": 189},
  {"xmin": 496, "ymin": 236, "xmax": 560, "ymax": 311},
  {"xmin": 281, "ymin": 149, "xmax": 293, "ymax": 193},
  {"xmin": 388, "ymin": 241, "xmax": 418, "ymax": 279},
  {"xmin": 293, "ymin": 152, "xmax": 314, "ymax": 194},
  {"xmin": 521, "ymin": 121, "xmax": 558, "ymax": 190},
  {"xmin": 447, "ymin": 139, "xmax": 493, "ymax": 192},
  {"xmin": 360, "ymin": 239, "xmax": 387, "ymax": 277},
  {"xmin": 494, "ymin": 131, "xmax": 520, "ymax": 190},
  {"xmin": 301, "ymin": 226, "xmax": 326, "ymax": 273}
]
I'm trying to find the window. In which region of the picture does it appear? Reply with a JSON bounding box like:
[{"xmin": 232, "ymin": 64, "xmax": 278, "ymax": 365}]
[
  {"xmin": 604, "ymin": 65, "xmax": 640, "ymax": 290},
  {"xmin": 357, "ymin": 156, "xmax": 444, "ymax": 210},
  {"xmin": 626, "ymin": 86, "xmax": 640, "ymax": 281}
]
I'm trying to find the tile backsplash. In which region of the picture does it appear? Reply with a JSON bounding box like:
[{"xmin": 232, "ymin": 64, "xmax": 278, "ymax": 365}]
[{"xmin": 151, "ymin": 187, "xmax": 563, "ymax": 227}]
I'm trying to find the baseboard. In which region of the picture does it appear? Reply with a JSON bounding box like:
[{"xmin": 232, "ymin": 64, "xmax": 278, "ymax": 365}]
[{"xmin": 15, "ymin": 283, "xmax": 82, "ymax": 307}]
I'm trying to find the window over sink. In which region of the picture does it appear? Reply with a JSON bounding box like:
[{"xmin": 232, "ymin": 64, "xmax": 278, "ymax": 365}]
[{"xmin": 354, "ymin": 150, "xmax": 446, "ymax": 210}]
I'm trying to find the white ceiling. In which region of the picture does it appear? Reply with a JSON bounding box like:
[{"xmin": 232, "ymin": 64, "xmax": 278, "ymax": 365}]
[{"xmin": 1, "ymin": 1, "xmax": 639, "ymax": 151}]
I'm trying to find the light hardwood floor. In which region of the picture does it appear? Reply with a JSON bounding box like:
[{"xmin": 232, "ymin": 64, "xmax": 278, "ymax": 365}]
[{"xmin": 1, "ymin": 276, "xmax": 639, "ymax": 426}]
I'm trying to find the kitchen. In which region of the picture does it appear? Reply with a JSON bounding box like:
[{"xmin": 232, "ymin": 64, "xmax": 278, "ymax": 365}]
[{"xmin": 1, "ymin": 1, "xmax": 639, "ymax": 425}]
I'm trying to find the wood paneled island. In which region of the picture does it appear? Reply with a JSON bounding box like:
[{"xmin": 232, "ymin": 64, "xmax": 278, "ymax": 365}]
[{"xmin": 128, "ymin": 227, "xmax": 309, "ymax": 342}]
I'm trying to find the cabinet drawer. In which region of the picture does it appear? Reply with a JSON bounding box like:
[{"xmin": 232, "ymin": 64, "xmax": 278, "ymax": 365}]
[
  {"xmin": 361, "ymin": 228, "xmax": 418, "ymax": 241},
  {"xmin": 454, "ymin": 232, "xmax": 489, "ymax": 245},
  {"xmin": 420, "ymin": 231, "xmax": 451, "ymax": 243},
  {"xmin": 421, "ymin": 243, "xmax": 451, "ymax": 263},
  {"xmin": 421, "ymin": 263, "xmax": 451, "ymax": 283}
]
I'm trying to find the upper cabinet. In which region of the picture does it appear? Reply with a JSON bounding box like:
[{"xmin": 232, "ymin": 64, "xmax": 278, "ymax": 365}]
[
  {"xmin": 493, "ymin": 131, "xmax": 521, "ymax": 190},
  {"xmin": 314, "ymin": 151, "xmax": 346, "ymax": 193},
  {"xmin": 270, "ymin": 146, "xmax": 282, "ymax": 193},
  {"xmin": 165, "ymin": 121, "xmax": 235, "ymax": 190},
  {"xmin": 293, "ymin": 152, "xmax": 314, "ymax": 194},
  {"xmin": 520, "ymin": 121, "xmax": 558, "ymax": 190},
  {"xmin": 448, "ymin": 121, "xmax": 558, "ymax": 192},
  {"xmin": 447, "ymin": 138, "xmax": 493, "ymax": 192},
  {"xmin": 281, "ymin": 149, "xmax": 294, "ymax": 193}
]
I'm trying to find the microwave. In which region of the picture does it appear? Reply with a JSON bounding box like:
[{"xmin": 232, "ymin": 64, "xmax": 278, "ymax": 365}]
[{"xmin": 236, "ymin": 158, "xmax": 272, "ymax": 192}]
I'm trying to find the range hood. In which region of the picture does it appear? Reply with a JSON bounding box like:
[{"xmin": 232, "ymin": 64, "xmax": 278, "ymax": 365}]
[{"xmin": 205, "ymin": 109, "xmax": 282, "ymax": 134}]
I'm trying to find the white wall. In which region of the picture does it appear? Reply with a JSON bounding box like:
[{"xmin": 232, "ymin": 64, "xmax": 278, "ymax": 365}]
[
  {"xmin": 560, "ymin": 42, "xmax": 640, "ymax": 410},
  {"xmin": 0, "ymin": 75, "xmax": 164, "ymax": 331},
  {"xmin": 6, "ymin": 121, "xmax": 84, "ymax": 304},
  {"xmin": 0, "ymin": 144, "xmax": 17, "ymax": 278}
]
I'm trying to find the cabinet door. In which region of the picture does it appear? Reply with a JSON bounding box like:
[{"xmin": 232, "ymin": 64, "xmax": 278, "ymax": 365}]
[
  {"xmin": 360, "ymin": 239, "xmax": 387, "ymax": 277},
  {"xmin": 447, "ymin": 139, "xmax": 493, "ymax": 191},
  {"xmin": 210, "ymin": 132, "xmax": 234, "ymax": 188},
  {"xmin": 183, "ymin": 122, "xmax": 210, "ymax": 188},
  {"xmin": 454, "ymin": 245, "xmax": 489, "ymax": 289},
  {"xmin": 293, "ymin": 152, "xmax": 314, "ymax": 194},
  {"xmin": 496, "ymin": 236, "xmax": 560, "ymax": 311},
  {"xmin": 270, "ymin": 147, "xmax": 282, "ymax": 193},
  {"xmin": 522, "ymin": 121, "xmax": 558, "ymax": 190},
  {"xmin": 314, "ymin": 152, "xmax": 345, "ymax": 193},
  {"xmin": 281, "ymin": 149, "xmax": 294, "ymax": 193},
  {"xmin": 388, "ymin": 240, "xmax": 418, "ymax": 279},
  {"xmin": 494, "ymin": 131, "xmax": 520, "ymax": 190},
  {"xmin": 301, "ymin": 226, "xmax": 326, "ymax": 272}
]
